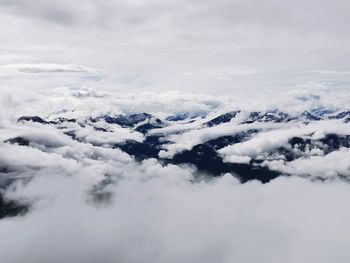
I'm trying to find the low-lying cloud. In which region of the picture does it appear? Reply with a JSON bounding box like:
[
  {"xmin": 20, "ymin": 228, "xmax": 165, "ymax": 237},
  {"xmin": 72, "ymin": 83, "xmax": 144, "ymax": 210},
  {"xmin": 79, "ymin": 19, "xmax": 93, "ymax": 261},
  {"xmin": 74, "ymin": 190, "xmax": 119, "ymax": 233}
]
[
  {"xmin": 0, "ymin": 87, "xmax": 349, "ymax": 263},
  {"xmin": 1, "ymin": 163, "xmax": 350, "ymax": 263}
]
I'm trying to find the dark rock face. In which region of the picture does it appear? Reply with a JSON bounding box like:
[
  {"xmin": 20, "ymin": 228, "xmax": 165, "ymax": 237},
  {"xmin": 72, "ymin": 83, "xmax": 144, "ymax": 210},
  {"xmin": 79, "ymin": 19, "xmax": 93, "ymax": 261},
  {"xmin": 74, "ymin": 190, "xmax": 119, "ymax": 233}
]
[
  {"xmin": 92, "ymin": 113, "xmax": 152, "ymax": 127},
  {"xmin": 203, "ymin": 130, "xmax": 258, "ymax": 150},
  {"xmin": 329, "ymin": 111, "xmax": 350, "ymax": 122},
  {"xmin": 300, "ymin": 111, "xmax": 321, "ymax": 121},
  {"xmin": 114, "ymin": 139, "xmax": 160, "ymax": 161},
  {"xmin": 90, "ymin": 113, "xmax": 168, "ymax": 134},
  {"xmin": 63, "ymin": 130, "xmax": 78, "ymax": 140},
  {"xmin": 5, "ymin": 137, "xmax": 31, "ymax": 146},
  {"xmin": 166, "ymin": 112, "xmax": 206, "ymax": 122},
  {"xmin": 243, "ymin": 110, "xmax": 292, "ymax": 124},
  {"xmin": 93, "ymin": 126, "xmax": 109, "ymax": 132},
  {"xmin": 134, "ymin": 118, "xmax": 164, "ymax": 134},
  {"xmin": 17, "ymin": 116, "xmax": 77, "ymax": 125},
  {"xmin": 50, "ymin": 117, "xmax": 76, "ymax": 124},
  {"xmin": 204, "ymin": 111, "xmax": 240, "ymax": 127},
  {"xmin": 310, "ymin": 107, "xmax": 335, "ymax": 117},
  {"xmin": 114, "ymin": 135, "xmax": 166, "ymax": 161},
  {"xmin": 88, "ymin": 175, "xmax": 114, "ymax": 205},
  {"xmin": 0, "ymin": 193, "xmax": 29, "ymax": 219},
  {"xmin": 169, "ymin": 143, "xmax": 280, "ymax": 183},
  {"xmin": 320, "ymin": 134, "xmax": 350, "ymax": 152},
  {"xmin": 17, "ymin": 116, "xmax": 47, "ymax": 124},
  {"xmin": 331, "ymin": 111, "xmax": 350, "ymax": 119},
  {"xmin": 166, "ymin": 113, "xmax": 190, "ymax": 122}
]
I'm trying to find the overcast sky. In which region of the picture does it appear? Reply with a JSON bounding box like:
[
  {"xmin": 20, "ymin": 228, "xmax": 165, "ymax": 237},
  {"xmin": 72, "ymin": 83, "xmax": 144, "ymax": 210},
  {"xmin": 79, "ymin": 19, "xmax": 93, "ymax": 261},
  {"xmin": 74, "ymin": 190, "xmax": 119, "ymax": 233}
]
[{"xmin": 0, "ymin": 0, "xmax": 349, "ymax": 95}]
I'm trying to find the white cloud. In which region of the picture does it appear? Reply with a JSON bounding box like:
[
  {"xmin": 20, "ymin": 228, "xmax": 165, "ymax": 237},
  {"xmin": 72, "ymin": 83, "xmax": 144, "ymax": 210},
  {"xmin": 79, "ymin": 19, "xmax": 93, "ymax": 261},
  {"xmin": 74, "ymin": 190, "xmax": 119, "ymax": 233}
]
[
  {"xmin": 0, "ymin": 0, "xmax": 350, "ymax": 94},
  {"xmin": 219, "ymin": 120, "xmax": 350, "ymax": 164},
  {"xmin": 1, "ymin": 164, "xmax": 350, "ymax": 263},
  {"xmin": 0, "ymin": 63, "xmax": 101, "ymax": 74},
  {"xmin": 223, "ymin": 154, "xmax": 251, "ymax": 164},
  {"xmin": 264, "ymin": 148, "xmax": 350, "ymax": 178},
  {"xmin": 0, "ymin": 85, "xmax": 348, "ymax": 262}
]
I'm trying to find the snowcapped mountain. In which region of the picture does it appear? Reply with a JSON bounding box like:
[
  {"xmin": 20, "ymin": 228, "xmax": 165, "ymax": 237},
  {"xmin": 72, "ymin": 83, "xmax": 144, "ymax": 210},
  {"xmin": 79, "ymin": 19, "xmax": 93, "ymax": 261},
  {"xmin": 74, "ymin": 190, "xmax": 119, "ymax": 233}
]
[
  {"xmin": 8, "ymin": 108, "xmax": 350, "ymax": 183},
  {"xmin": 0, "ymin": 88, "xmax": 349, "ymax": 220}
]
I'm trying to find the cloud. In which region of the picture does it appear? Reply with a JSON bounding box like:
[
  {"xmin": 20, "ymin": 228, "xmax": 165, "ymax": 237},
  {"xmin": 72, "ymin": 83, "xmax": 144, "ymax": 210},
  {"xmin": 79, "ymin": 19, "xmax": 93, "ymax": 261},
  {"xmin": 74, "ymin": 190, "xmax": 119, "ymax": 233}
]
[
  {"xmin": 218, "ymin": 120, "xmax": 350, "ymax": 161},
  {"xmin": 264, "ymin": 148, "xmax": 350, "ymax": 179},
  {"xmin": 0, "ymin": 63, "xmax": 100, "ymax": 74},
  {"xmin": 0, "ymin": 86, "xmax": 349, "ymax": 262},
  {"xmin": 0, "ymin": 0, "xmax": 350, "ymax": 94},
  {"xmin": 223, "ymin": 154, "xmax": 251, "ymax": 164},
  {"xmin": 307, "ymin": 70, "xmax": 350, "ymax": 75},
  {"xmin": 1, "ymin": 162, "xmax": 350, "ymax": 263}
]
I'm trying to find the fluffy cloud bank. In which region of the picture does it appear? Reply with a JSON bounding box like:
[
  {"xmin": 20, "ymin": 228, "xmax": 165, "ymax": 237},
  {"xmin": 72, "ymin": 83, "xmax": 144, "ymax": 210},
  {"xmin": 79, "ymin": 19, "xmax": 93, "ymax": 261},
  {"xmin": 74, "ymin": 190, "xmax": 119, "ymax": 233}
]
[
  {"xmin": 0, "ymin": 86, "xmax": 349, "ymax": 263},
  {"xmin": 1, "ymin": 166, "xmax": 350, "ymax": 263}
]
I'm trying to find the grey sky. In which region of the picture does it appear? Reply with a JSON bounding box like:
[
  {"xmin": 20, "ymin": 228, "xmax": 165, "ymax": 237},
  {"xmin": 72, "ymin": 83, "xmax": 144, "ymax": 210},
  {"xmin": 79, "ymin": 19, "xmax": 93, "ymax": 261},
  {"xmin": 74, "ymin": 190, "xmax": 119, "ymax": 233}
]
[{"xmin": 0, "ymin": 0, "xmax": 349, "ymax": 94}]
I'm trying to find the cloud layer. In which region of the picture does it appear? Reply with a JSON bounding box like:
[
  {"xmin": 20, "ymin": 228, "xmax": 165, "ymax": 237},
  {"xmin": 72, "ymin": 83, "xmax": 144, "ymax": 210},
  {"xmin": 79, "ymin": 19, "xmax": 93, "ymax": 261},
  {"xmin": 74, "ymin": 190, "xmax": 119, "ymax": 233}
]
[
  {"xmin": 0, "ymin": 87, "xmax": 349, "ymax": 263},
  {"xmin": 0, "ymin": 0, "xmax": 350, "ymax": 94}
]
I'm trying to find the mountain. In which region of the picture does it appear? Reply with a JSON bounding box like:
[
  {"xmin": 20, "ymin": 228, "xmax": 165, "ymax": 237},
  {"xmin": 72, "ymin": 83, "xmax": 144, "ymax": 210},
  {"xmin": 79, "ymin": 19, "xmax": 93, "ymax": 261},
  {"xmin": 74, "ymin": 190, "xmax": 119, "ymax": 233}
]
[
  {"xmin": 0, "ymin": 107, "xmax": 348, "ymax": 218},
  {"xmin": 204, "ymin": 111, "xmax": 240, "ymax": 127},
  {"xmin": 11, "ymin": 108, "xmax": 350, "ymax": 182}
]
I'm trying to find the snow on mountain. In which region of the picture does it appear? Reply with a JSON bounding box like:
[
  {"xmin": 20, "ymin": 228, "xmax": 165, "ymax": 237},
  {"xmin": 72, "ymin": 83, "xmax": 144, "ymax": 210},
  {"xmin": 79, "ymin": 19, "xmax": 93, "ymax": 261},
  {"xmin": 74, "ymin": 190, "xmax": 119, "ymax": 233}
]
[{"xmin": 0, "ymin": 87, "xmax": 349, "ymax": 219}]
